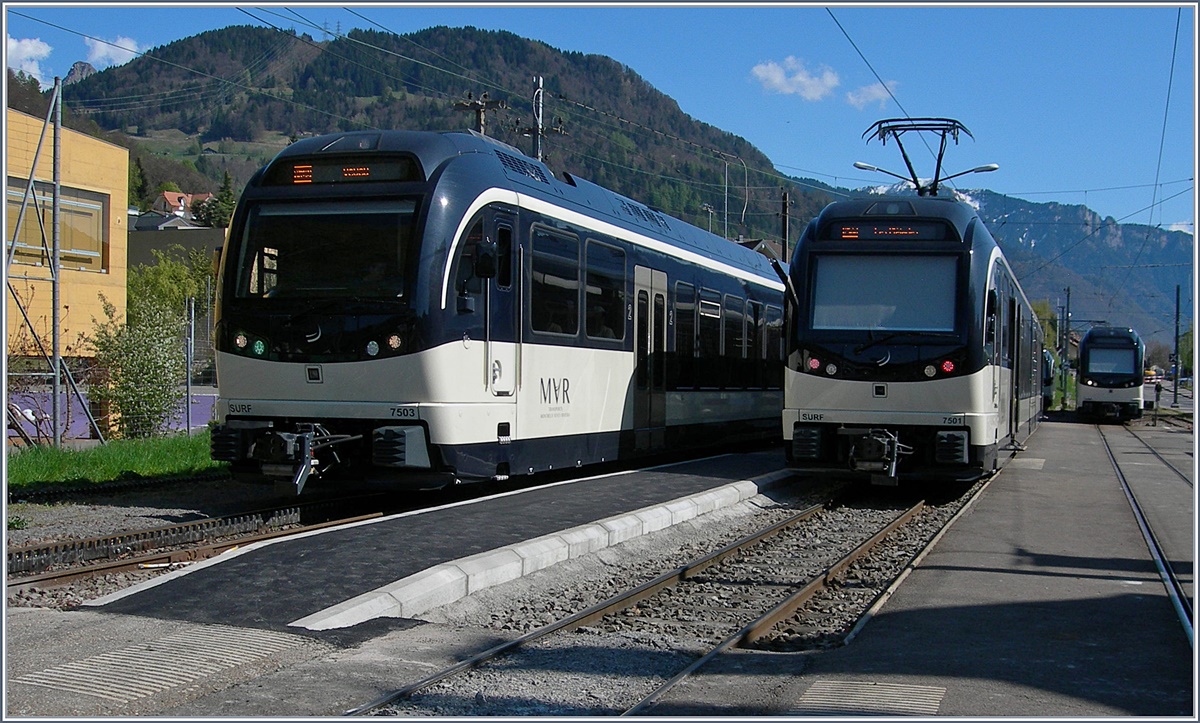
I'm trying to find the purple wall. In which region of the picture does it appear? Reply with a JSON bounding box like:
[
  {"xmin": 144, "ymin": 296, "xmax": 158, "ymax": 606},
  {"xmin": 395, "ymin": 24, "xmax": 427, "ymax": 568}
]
[{"xmin": 7, "ymin": 389, "xmax": 218, "ymax": 442}]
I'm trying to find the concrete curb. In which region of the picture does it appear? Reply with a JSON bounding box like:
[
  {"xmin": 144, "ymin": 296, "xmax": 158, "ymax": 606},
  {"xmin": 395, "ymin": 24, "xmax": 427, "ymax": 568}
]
[{"xmin": 288, "ymin": 469, "xmax": 795, "ymax": 631}]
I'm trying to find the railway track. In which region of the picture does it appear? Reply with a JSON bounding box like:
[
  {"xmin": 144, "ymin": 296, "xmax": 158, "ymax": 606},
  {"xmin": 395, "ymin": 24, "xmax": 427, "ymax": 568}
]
[
  {"xmin": 6, "ymin": 493, "xmax": 393, "ymax": 595},
  {"xmin": 347, "ymin": 480, "xmax": 988, "ymax": 716},
  {"xmin": 1097, "ymin": 424, "xmax": 1193, "ymax": 646}
]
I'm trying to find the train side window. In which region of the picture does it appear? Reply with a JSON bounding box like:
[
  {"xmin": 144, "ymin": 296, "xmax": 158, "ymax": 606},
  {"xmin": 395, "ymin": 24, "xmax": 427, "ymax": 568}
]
[
  {"xmin": 531, "ymin": 227, "xmax": 580, "ymax": 335},
  {"xmin": 724, "ymin": 295, "xmax": 745, "ymax": 359},
  {"xmin": 747, "ymin": 301, "xmax": 763, "ymax": 360},
  {"xmin": 585, "ymin": 240, "xmax": 625, "ymax": 340},
  {"xmin": 698, "ymin": 290, "xmax": 722, "ymax": 387},
  {"xmin": 766, "ymin": 304, "xmax": 784, "ymax": 389},
  {"xmin": 675, "ymin": 282, "xmax": 696, "ymax": 388}
]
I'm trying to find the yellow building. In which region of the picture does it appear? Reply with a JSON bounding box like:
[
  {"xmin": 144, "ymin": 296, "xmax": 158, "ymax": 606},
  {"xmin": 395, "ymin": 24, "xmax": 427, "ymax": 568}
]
[{"xmin": 5, "ymin": 107, "xmax": 128, "ymax": 359}]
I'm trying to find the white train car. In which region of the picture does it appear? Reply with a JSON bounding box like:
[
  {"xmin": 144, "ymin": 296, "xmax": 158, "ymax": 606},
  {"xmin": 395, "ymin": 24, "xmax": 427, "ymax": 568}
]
[
  {"xmin": 781, "ymin": 194, "xmax": 1044, "ymax": 484},
  {"xmin": 209, "ymin": 130, "xmax": 785, "ymax": 493},
  {"xmin": 1076, "ymin": 326, "xmax": 1145, "ymax": 421}
]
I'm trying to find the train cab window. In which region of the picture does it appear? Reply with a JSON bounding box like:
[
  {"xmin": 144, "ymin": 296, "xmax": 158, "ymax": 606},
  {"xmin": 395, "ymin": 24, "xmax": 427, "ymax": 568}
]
[
  {"xmin": 496, "ymin": 225, "xmax": 512, "ymax": 289},
  {"xmin": 531, "ymin": 227, "xmax": 580, "ymax": 335},
  {"xmin": 585, "ymin": 240, "xmax": 625, "ymax": 340},
  {"xmin": 236, "ymin": 199, "xmax": 418, "ymax": 300},
  {"xmin": 452, "ymin": 218, "xmax": 485, "ymax": 306}
]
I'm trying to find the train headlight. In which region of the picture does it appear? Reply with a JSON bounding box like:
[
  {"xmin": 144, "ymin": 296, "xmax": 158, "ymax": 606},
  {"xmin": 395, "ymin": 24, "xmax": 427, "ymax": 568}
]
[
  {"xmin": 235, "ymin": 332, "xmax": 249, "ymax": 349},
  {"xmin": 924, "ymin": 364, "xmax": 937, "ymax": 378},
  {"xmin": 366, "ymin": 340, "xmax": 380, "ymax": 357},
  {"xmin": 251, "ymin": 339, "xmax": 266, "ymax": 356},
  {"xmin": 387, "ymin": 334, "xmax": 403, "ymax": 351},
  {"xmin": 825, "ymin": 363, "xmax": 838, "ymax": 375}
]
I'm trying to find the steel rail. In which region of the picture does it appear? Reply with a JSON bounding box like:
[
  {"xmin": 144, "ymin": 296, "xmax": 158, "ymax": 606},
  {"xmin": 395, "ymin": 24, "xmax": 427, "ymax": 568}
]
[
  {"xmin": 1123, "ymin": 425, "xmax": 1194, "ymax": 488},
  {"xmin": 343, "ymin": 500, "xmax": 830, "ymax": 716},
  {"xmin": 622, "ymin": 499, "xmax": 925, "ymax": 716},
  {"xmin": 1098, "ymin": 425, "xmax": 1193, "ymax": 647},
  {"xmin": 7, "ymin": 493, "xmax": 392, "ymax": 580},
  {"xmin": 7, "ymin": 511, "xmax": 385, "ymax": 594}
]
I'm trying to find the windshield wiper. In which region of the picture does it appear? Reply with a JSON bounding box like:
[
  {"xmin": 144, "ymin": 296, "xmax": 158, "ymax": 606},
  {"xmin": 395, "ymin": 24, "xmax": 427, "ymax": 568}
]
[{"xmin": 853, "ymin": 331, "xmax": 957, "ymax": 355}]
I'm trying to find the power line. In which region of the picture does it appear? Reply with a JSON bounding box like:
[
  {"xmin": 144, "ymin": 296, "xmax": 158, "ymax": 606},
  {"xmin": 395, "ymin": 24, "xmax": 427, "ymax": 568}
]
[
  {"xmin": 10, "ymin": 9, "xmax": 365, "ymax": 129},
  {"xmin": 1110, "ymin": 7, "xmax": 1184, "ymax": 308}
]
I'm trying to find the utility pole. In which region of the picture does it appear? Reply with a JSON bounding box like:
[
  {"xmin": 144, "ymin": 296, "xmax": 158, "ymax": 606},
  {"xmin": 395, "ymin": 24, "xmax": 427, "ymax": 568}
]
[
  {"xmin": 780, "ymin": 188, "xmax": 791, "ymax": 260},
  {"xmin": 52, "ymin": 77, "xmax": 62, "ymax": 448},
  {"xmin": 517, "ymin": 77, "xmax": 565, "ymax": 162},
  {"xmin": 1060, "ymin": 286, "xmax": 1071, "ymax": 408},
  {"xmin": 454, "ymin": 92, "xmax": 506, "ymax": 136},
  {"xmin": 531, "ymin": 76, "xmax": 543, "ymax": 162},
  {"xmin": 1172, "ymin": 284, "xmax": 1180, "ymax": 408}
]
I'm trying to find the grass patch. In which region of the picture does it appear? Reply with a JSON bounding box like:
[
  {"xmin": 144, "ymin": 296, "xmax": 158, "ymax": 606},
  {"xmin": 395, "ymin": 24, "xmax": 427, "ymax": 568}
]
[{"xmin": 6, "ymin": 429, "xmax": 227, "ymax": 492}]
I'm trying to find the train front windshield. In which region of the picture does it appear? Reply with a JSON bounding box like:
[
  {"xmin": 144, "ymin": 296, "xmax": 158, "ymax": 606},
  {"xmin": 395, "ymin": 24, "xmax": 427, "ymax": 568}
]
[
  {"xmin": 1086, "ymin": 348, "xmax": 1137, "ymax": 375},
  {"xmin": 810, "ymin": 254, "xmax": 958, "ymax": 332},
  {"xmin": 233, "ymin": 200, "xmax": 420, "ymax": 300}
]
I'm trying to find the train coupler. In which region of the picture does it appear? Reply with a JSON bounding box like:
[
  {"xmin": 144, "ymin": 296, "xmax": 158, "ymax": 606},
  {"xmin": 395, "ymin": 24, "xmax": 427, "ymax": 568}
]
[
  {"xmin": 249, "ymin": 424, "xmax": 359, "ymax": 495},
  {"xmin": 843, "ymin": 428, "xmax": 911, "ymax": 484}
]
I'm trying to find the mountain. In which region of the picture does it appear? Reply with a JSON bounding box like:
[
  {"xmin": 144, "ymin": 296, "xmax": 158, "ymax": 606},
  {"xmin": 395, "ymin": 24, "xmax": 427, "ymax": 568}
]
[
  {"xmin": 15, "ymin": 24, "xmax": 1192, "ymax": 346},
  {"xmin": 63, "ymin": 61, "xmax": 97, "ymax": 85}
]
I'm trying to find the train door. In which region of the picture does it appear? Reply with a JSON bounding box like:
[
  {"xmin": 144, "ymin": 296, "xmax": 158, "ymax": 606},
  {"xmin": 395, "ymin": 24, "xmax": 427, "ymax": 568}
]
[
  {"xmin": 634, "ymin": 266, "xmax": 667, "ymax": 450},
  {"xmin": 1007, "ymin": 298, "xmax": 1021, "ymax": 443},
  {"xmin": 487, "ymin": 216, "xmax": 517, "ymax": 396}
]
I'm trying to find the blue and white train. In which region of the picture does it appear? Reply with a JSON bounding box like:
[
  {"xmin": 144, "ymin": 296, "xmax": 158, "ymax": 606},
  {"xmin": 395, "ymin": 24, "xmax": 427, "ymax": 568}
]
[
  {"xmin": 209, "ymin": 130, "xmax": 785, "ymax": 493},
  {"xmin": 781, "ymin": 195, "xmax": 1044, "ymax": 484},
  {"xmin": 1076, "ymin": 325, "xmax": 1144, "ymax": 421}
]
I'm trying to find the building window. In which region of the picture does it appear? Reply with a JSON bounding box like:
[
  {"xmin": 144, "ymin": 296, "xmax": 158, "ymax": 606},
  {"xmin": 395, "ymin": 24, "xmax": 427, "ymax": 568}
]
[{"xmin": 6, "ymin": 178, "xmax": 109, "ymax": 272}]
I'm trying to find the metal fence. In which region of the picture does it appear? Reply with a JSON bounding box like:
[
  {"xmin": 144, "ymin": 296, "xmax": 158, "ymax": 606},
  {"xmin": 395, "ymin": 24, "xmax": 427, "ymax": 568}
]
[{"xmin": 6, "ymin": 294, "xmax": 218, "ymax": 447}]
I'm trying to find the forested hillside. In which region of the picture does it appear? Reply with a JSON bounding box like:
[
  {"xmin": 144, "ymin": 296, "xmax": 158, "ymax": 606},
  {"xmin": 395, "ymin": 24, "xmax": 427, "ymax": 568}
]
[
  {"xmin": 41, "ymin": 24, "xmax": 832, "ymax": 243},
  {"xmin": 6, "ymin": 22, "xmax": 1190, "ymax": 346}
]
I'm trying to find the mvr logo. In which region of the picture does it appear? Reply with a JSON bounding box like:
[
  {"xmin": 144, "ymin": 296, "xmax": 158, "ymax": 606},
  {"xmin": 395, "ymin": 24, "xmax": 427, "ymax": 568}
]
[{"xmin": 540, "ymin": 377, "xmax": 571, "ymax": 404}]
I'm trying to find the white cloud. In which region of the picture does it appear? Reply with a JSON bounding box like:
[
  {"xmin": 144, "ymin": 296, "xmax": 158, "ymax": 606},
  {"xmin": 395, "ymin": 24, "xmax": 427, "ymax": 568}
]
[
  {"xmin": 1164, "ymin": 222, "xmax": 1194, "ymax": 235},
  {"xmin": 85, "ymin": 35, "xmax": 140, "ymax": 68},
  {"xmin": 846, "ymin": 81, "xmax": 897, "ymax": 110},
  {"xmin": 751, "ymin": 56, "xmax": 839, "ymax": 101},
  {"xmin": 6, "ymin": 35, "xmax": 52, "ymax": 84}
]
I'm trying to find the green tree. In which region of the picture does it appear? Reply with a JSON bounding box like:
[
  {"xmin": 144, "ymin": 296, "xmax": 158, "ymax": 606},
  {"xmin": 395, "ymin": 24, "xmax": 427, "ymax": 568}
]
[
  {"xmin": 129, "ymin": 246, "xmax": 216, "ymax": 320},
  {"xmin": 85, "ymin": 295, "xmax": 186, "ymax": 439},
  {"xmin": 129, "ymin": 157, "xmax": 149, "ymax": 211},
  {"xmin": 191, "ymin": 171, "xmax": 236, "ymax": 228}
]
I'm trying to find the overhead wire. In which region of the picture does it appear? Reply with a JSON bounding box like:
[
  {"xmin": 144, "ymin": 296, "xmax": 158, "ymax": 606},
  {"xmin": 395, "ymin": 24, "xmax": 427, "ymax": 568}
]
[
  {"xmin": 9, "ymin": 9, "xmax": 366, "ymax": 129},
  {"xmin": 1108, "ymin": 7, "xmax": 1184, "ymax": 308}
]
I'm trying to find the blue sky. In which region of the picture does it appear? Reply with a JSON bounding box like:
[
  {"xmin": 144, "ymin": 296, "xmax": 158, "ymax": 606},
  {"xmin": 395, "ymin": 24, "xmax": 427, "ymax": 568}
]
[{"xmin": 5, "ymin": 3, "xmax": 1196, "ymax": 232}]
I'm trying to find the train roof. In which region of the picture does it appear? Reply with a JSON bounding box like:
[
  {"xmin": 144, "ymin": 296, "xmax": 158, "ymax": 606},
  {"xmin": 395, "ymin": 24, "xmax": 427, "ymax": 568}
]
[
  {"xmin": 814, "ymin": 195, "xmax": 982, "ymax": 229},
  {"xmin": 1081, "ymin": 325, "xmax": 1143, "ymax": 342},
  {"xmin": 264, "ymin": 130, "xmax": 782, "ymax": 284}
]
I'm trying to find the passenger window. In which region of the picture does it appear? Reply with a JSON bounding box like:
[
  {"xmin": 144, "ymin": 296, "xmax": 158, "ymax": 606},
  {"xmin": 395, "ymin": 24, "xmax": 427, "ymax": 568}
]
[
  {"xmin": 531, "ymin": 227, "xmax": 579, "ymax": 335},
  {"xmin": 698, "ymin": 290, "xmax": 722, "ymax": 387},
  {"xmin": 585, "ymin": 240, "xmax": 625, "ymax": 340},
  {"xmin": 675, "ymin": 283, "xmax": 696, "ymax": 388},
  {"xmin": 724, "ymin": 295, "xmax": 745, "ymax": 358}
]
